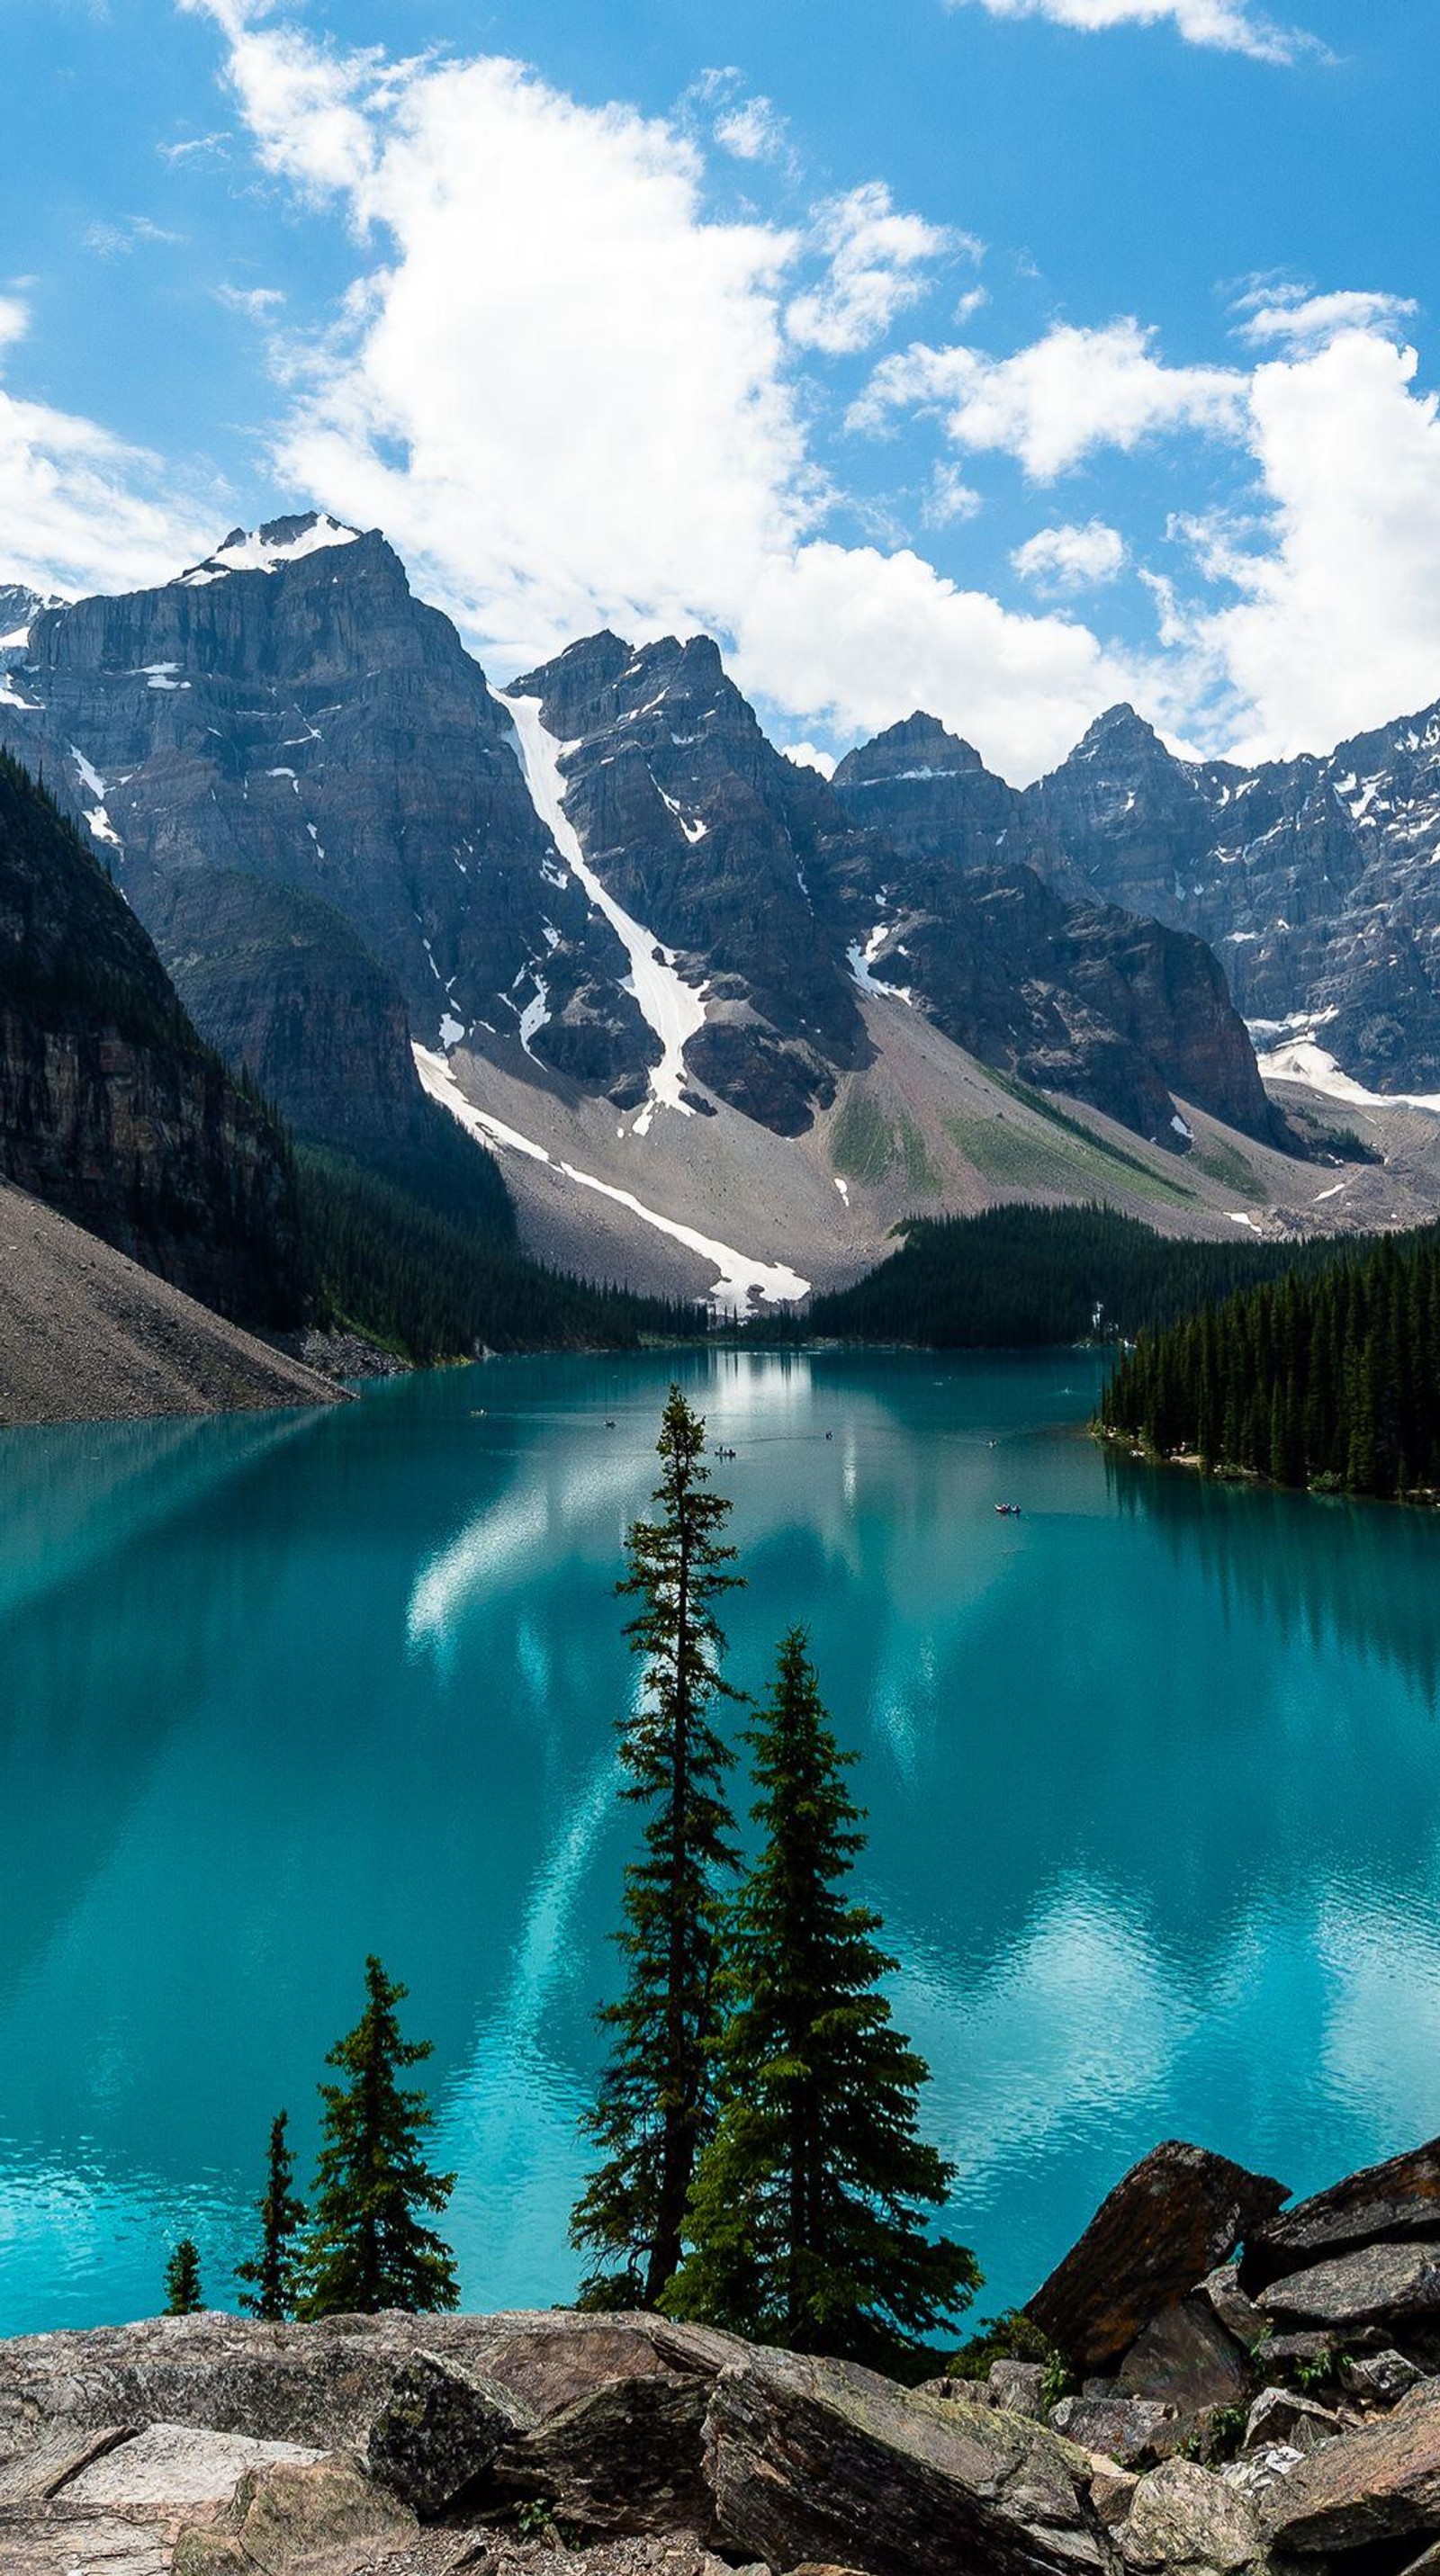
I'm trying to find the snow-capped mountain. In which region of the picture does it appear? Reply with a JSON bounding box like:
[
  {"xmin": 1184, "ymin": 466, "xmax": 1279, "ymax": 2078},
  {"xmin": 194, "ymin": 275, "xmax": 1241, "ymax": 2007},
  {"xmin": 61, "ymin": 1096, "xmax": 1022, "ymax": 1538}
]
[
  {"xmin": 11, "ymin": 510, "xmax": 1439, "ymax": 1303},
  {"xmin": 1028, "ymin": 700, "xmax": 1440, "ymax": 1095}
]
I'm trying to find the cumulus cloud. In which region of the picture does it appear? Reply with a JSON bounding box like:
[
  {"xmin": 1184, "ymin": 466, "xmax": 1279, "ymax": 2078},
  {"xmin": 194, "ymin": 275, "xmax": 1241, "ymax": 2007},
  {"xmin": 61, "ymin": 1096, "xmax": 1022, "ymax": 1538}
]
[
  {"xmin": 852, "ymin": 318, "xmax": 1248, "ymax": 476},
  {"xmin": 185, "ymin": 7, "xmax": 1136, "ymax": 779},
  {"xmin": 1234, "ymin": 283, "xmax": 1421, "ymax": 351},
  {"xmin": 0, "ymin": 296, "xmax": 220, "ymax": 597},
  {"xmin": 1013, "ymin": 518, "xmax": 1127, "ymax": 591},
  {"xmin": 1177, "ymin": 331, "xmax": 1440, "ymax": 758},
  {"xmin": 786, "ymin": 183, "xmax": 958, "ymax": 357},
  {"xmin": 685, "ymin": 67, "xmax": 791, "ymax": 166},
  {"xmin": 946, "ymin": 0, "xmax": 1322, "ymax": 67},
  {"xmin": 781, "ymin": 740, "xmax": 838, "ymax": 776}
]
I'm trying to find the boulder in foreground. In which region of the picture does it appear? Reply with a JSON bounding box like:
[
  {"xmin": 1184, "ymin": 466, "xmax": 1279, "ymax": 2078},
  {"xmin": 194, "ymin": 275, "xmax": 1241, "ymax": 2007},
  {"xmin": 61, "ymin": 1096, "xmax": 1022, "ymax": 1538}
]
[{"xmin": 1026, "ymin": 2143, "xmax": 1289, "ymax": 2377}]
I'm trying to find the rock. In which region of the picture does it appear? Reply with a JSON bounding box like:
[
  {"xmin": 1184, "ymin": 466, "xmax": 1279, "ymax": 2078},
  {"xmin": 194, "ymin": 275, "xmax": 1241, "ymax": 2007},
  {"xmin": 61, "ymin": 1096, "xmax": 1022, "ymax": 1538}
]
[
  {"xmin": 60, "ymin": 2419, "xmax": 324, "ymax": 2509},
  {"xmin": 1049, "ymin": 2397, "xmax": 1174, "ymax": 2470},
  {"xmin": 366, "ymin": 2351, "xmax": 533, "ymax": 2516},
  {"xmin": 1026, "ymin": 2145, "xmax": 1289, "ymax": 2378},
  {"xmin": 1258, "ymin": 2382, "xmax": 1440, "ymax": 2554},
  {"xmin": 1089, "ymin": 2466, "xmax": 1141, "ymax": 2529},
  {"xmin": 1258, "ymin": 2241, "xmax": 1440, "ymax": 2335},
  {"xmin": 1115, "ymin": 2459, "xmax": 1266, "ymax": 2572},
  {"xmin": 174, "ymin": 2452, "xmax": 418, "ymax": 2574},
  {"xmin": 1117, "ymin": 2302, "xmax": 1252, "ymax": 2416},
  {"xmin": 987, "ymin": 2363, "xmax": 1051, "ymax": 2420},
  {"xmin": 1250, "ymin": 2333, "xmax": 1341, "ymax": 2380},
  {"xmin": 1242, "ymin": 2390, "xmax": 1338, "ymax": 2457},
  {"xmin": 495, "ymin": 2370, "xmax": 719, "ymax": 2536},
  {"xmin": 0, "ymin": 2513, "xmax": 174, "ymax": 2573},
  {"xmin": 1342, "ymin": 2349, "xmax": 1429, "ymax": 2404},
  {"xmin": 1246, "ymin": 2138, "xmax": 1440, "ymax": 2292},
  {"xmin": 1198, "ymin": 2272, "xmax": 1270, "ymax": 2356},
  {"xmin": 0, "ymin": 2424, "xmax": 137, "ymax": 2502},
  {"xmin": 1220, "ymin": 2446, "xmax": 1305, "ymax": 2504},
  {"xmin": 703, "ymin": 2344, "xmax": 1109, "ymax": 2576}
]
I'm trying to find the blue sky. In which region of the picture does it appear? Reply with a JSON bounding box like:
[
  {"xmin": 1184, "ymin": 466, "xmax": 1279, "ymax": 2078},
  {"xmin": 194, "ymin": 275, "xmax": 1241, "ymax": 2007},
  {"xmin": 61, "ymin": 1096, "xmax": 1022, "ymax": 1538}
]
[{"xmin": 2, "ymin": 0, "xmax": 1437, "ymax": 776}]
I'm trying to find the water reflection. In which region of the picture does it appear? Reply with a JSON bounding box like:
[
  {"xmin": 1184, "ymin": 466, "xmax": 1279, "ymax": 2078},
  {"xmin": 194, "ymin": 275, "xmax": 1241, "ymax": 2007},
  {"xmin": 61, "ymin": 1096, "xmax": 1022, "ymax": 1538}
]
[{"xmin": 2, "ymin": 1350, "xmax": 1440, "ymax": 2331}]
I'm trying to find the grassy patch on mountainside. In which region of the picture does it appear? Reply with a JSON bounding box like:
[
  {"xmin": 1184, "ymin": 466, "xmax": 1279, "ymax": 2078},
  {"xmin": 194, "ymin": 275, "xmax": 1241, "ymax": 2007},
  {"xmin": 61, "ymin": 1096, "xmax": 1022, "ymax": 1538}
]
[{"xmin": 831, "ymin": 1091, "xmax": 942, "ymax": 1194}]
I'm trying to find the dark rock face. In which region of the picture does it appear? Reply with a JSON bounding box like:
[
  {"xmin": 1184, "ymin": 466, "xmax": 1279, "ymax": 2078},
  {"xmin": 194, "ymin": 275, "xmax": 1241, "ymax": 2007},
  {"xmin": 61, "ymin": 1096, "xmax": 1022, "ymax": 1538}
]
[
  {"xmin": 1245, "ymin": 2136, "xmax": 1440, "ymax": 2289},
  {"xmin": 512, "ymin": 633, "xmax": 870, "ymax": 1135},
  {"xmin": 2, "ymin": 530, "xmax": 1292, "ymax": 1158},
  {"xmin": 0, "ymin": 518, "xmax": 650, "ymax": 1100},
  {"xmin": 0, "ymin": 756, "xmax": 300, "ymax": 1324},
  {"xmin": 824, "ymin": 722, "xmax": 1282, "ymax": 1148},
  {"xmin": 146, "ymin": 866, "xmax": 446, "ymax": 1168},
  {"xmin": 702, "ymin": 2346, "xmax": 1108, "ymax": 2576},
  {"xmin": 1030, "ymin": 698, "xmax": 1440, "ymax": 1091},
  {"xmin": 1115, "ymin": 2301, "xmax": 1252, "ymax": 2415},
  {"xmin": 1258, "ymin": 2384, "xmax": 1440, "ymax": 2555},
  {"xmin": 832, "ymin": 712, "xmax": 1082, "ymax": 896},
  {"xmin": 1258, "ymin": 2242, "xmax": 1440, "ymax": 2338},
  {"xmin": 1025, "ymin": 2142, "xmax": 1290, "ymax": 2377}
]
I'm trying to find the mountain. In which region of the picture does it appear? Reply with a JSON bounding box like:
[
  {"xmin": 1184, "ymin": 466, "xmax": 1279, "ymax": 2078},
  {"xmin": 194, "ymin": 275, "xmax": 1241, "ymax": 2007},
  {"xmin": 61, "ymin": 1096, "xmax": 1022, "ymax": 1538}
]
[
  {"xmin": 0, "ymin": 749, "xmax": 302, "ymax": 1324},
  {"xmin": 12, "ymin": 514, "xmax": 1408, "ymax": 1310},
  {"xmin": 1029, "ymin": 699, "xmax": 1440, "ymax": 1093},
  {"xmin": 1, "ymin": 516, "xmax": 651, "ymax": 1108},
  {"xmin": 828, "ymin": 716, "xmax": 1280, "ymax": 1148}
]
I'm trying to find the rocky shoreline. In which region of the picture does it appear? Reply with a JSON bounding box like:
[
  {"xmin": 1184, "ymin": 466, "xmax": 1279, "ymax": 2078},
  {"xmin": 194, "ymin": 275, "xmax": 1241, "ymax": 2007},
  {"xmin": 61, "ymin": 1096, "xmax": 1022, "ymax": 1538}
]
[{"xmin": 9, "ymin": 2131, "xmax": 1440, "ymax": 2573}]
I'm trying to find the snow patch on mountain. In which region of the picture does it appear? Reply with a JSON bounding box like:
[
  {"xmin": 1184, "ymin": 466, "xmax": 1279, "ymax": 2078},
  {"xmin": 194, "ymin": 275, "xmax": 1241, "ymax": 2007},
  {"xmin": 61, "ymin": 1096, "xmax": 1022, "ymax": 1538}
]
[
  {"xmin": 497, "ymin": 691, "xmax": 707, "ymax": 1136},
  {"xmin": 414, "ymin": 1044, "xmax": 808, "ymax": 1309},
  {"xmin": 1257, "ymin": 1036, "xmax": 1440, "ymax": 1114},
  {"xmin": 176, "ymin": 515, "xmax": 361, "ymax": 586}
]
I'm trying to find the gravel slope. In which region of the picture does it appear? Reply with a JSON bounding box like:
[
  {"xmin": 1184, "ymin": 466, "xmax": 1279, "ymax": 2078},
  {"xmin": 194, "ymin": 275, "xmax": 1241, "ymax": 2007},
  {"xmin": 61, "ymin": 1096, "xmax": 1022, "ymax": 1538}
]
[{"xmin": 0, "ymin": 1181, "xmax": 344, "ymax": 1428}]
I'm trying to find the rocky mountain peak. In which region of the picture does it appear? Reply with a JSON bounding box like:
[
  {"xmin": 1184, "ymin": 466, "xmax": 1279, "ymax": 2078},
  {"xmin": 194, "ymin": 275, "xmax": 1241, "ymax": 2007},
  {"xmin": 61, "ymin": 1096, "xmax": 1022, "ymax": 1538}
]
[
  {"xmin": 832, "ymin": 711, "xmax": 984, "ymax": 787},
  {"xmin": 173, "ymin": 512, "xmax": 364, "ymax": 588}
]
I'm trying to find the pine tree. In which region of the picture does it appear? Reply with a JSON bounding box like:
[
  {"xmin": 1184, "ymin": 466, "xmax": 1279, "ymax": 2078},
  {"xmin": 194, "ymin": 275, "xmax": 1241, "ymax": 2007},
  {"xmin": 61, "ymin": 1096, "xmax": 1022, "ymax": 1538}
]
[
  {"xmin": 665, "ymin": 1629, "xmax": 982, "ymax": 2374},
  {"xmin": 164, "ymin": 2238, "xmax": 203, "ymax": 2316},
  {"xmin": 237, "ymin": 2110, "xmax": 308, "ymax": 2321},
  {"xmin": 572, "ymin": 1386, "xmax": 743, "ymax": 2309},
  {"xmin": 298, "ymin": 1958, "xmax": 458, "ymax": 2318}
]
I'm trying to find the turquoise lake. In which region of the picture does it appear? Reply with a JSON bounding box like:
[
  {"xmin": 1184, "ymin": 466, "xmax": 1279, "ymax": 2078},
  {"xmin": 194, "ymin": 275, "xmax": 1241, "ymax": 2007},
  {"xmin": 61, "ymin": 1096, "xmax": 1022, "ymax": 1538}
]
[{"xmin": 4, "ymin": 1345, "xmax": 1440, "ymax": 2338}]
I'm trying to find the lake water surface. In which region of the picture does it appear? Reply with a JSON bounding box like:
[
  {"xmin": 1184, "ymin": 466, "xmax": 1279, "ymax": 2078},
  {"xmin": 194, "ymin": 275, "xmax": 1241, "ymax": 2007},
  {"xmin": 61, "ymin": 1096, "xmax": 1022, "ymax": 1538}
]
[{"xmin": 4, "ymin": 1347, "xmax": 1440, "ymax": 2337}]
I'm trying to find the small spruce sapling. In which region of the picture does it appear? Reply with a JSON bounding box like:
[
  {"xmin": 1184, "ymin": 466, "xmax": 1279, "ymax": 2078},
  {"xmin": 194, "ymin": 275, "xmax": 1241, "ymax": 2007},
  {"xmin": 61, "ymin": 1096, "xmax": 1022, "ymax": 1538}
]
[
  {"xmin": 299, "ymin": 1956, "xmax": 458, "ymax": 2318},
  {"xmin": 164, "ymin": 2238, "xmax": 204, "ymax": 2316},
  {"xmin": 236, "ymin": 2109, "xmax": 308, "ymax": 2320}
]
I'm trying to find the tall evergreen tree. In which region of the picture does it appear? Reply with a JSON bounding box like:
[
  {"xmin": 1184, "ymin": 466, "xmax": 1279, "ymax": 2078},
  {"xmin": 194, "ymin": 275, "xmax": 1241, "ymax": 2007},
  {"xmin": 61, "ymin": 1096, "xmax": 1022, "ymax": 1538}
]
[
  {"xmin": 236, "ymin": 2110, "xmax": 308, "ymax": 2320},
  {"xmin": 298, "ymin": 1957, "xmax": 458, "ymax": 2319},
  {"xmin": 164, "ymin": 2238, "xmax": 203, "ymax": 2316},
  {"xmin": 572, "ymin": 1386, "xmax": 743, "ymax": 2308},
  {"xmin": 665, "ymin": 1629, "xmax": 981, "ymax": 2374}
]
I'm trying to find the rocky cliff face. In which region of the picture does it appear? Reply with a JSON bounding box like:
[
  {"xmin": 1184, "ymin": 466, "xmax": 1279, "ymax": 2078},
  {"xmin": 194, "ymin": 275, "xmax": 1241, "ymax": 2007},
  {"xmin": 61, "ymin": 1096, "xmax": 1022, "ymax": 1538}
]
[
  {"xmin": 147, "ymin": 867, "xmax": 443, "ymax": 1164},
  {"xmin": 0, "ymin": 516, "xmax": 650, "ymax": 1104},
  {"xmin": 0, "ymin": 521, "xmax": 1289, "ymax": 1160},
  {"xmin": 0, "ymin": 753, "xmax": 302, "ymax": 1323},
  {"xmin": 1030, "ymin": 700, "xmax": 1440, "ymax": 1091},
  {"xmin": 512, "ymin": 632, "xmax": 870, "ymax": 1133},
  {"xmin": 822, "ymin": 719, "xmax": 1280, "ymax": 1147}
]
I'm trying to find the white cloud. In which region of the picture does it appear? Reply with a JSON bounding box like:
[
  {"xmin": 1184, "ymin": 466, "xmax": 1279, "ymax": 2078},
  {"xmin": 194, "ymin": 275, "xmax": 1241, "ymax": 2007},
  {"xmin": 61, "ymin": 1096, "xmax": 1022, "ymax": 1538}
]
[
  {"xmin": 852, "ymin": 318, "xmax": 1247, "ymax": 476},
  {"xmin": 1177, "ymin": 331, "xmax": 1440, "ymax": 758},
  {"xmin": 191, "ymin": 11, "xmax": 1131, "ymax": 780},
  {"xmin": 158, "ymin": 130, "xmax": 231, "ymax": 162},
  {"xmin": 946, "ymin": 0, "xmax": 1322, "ymax": 67},
  {"xmin": 1235, "ymin": 283, "xmax": 1420, "ymax": 352},
  {"xmin": 82, "ymin": 215, "xmax": 184, "ymax": 258},
  {"xmin": 787, "ymin": 183, "xmax": 958, "ymax": 358},
  {"xmin": 922, "ymin": 462, "xmax": 985, "ymax": 527},
  {"xmin": 781, "ymin": 740, "xmax": 838, "ymax": 776},
  {"xmin": 1013, "ymin": 518, "xmax": 1127, "ymax": 591},
  {"xmin": 214, "ymin": 282, "xmax": 287, "ymax": 318},
  {"xmin": 714, "ymin": 95, "xmax": 788, "ymax": 164},
  {"xmin": 0, "ymin": 298, "xmax": 220, "ymax": 597},
  {"xmin": 686, "ymin": 67, "xmax": 791, "ymax": 167}
]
